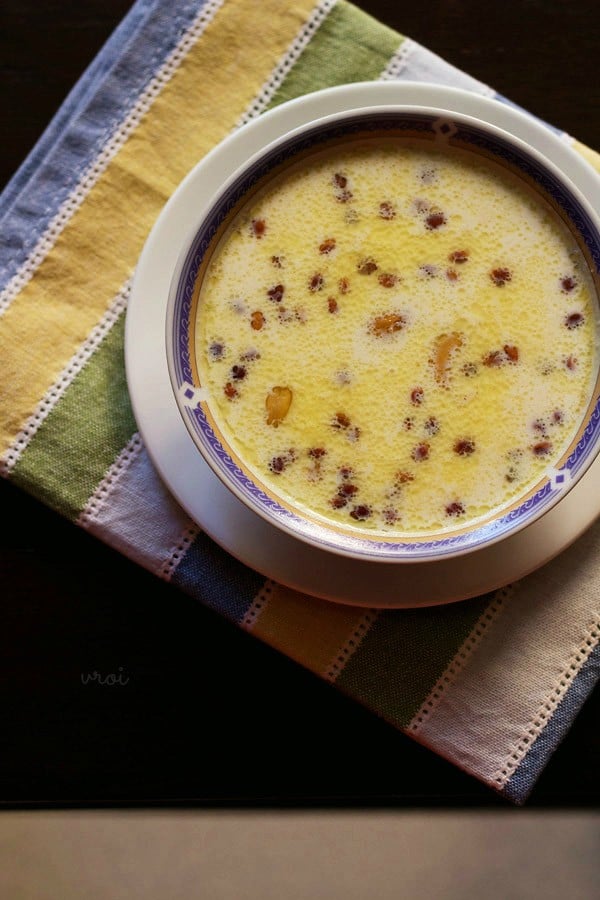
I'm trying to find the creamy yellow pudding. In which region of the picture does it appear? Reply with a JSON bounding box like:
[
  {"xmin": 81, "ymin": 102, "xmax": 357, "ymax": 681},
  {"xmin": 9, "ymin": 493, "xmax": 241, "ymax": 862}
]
[{"xmin": 194, "ymin": 137, "xmax": 599, "ymax": 537}]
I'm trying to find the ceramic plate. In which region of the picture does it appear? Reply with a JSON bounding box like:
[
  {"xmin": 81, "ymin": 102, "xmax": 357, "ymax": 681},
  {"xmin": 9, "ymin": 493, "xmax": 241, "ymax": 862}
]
[{"xmin": 125, "ymin": 81, "xmax": 600, "ymax": 607}]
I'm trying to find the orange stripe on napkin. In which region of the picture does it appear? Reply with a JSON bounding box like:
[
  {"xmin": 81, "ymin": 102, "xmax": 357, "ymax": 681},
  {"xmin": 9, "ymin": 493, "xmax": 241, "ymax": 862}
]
[
  {"xmin": 0, "ymin": 0, "xmax": 319, "ymax": 453},
  {"xmin": 252, "ymin": 582, "xmax": 372, "ymax": 676}
]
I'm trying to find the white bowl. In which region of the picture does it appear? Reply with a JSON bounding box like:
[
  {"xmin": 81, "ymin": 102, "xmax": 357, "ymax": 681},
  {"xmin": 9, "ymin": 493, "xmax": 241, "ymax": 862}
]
[{"xmin": 166, "ymin": 104, "xmax": 600, "ymax": 563}]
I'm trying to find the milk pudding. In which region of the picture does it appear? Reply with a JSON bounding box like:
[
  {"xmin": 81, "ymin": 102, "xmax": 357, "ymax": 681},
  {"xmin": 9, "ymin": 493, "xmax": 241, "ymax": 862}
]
[{"xmin": 193, "ymin": 136, "xmax": 599, "ymax": 537}]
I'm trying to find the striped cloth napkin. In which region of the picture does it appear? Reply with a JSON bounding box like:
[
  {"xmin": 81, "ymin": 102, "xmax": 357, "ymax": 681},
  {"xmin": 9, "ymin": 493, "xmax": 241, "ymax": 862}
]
[{"xmin": 1, "ymin": 0, "xmax": 599, "ymax": 804}]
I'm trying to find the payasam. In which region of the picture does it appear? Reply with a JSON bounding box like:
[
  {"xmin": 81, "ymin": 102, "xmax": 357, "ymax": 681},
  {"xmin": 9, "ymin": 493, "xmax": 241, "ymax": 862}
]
[{"xmin": 194, "ymin": 138, "xmax": 599, "ymax": 536}]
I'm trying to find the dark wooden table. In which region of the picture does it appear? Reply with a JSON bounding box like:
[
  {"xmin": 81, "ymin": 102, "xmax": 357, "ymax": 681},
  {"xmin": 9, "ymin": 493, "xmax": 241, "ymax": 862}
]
[{"xmin": 1, "ymin": 0, "xmax": 598, "ymax": 807}]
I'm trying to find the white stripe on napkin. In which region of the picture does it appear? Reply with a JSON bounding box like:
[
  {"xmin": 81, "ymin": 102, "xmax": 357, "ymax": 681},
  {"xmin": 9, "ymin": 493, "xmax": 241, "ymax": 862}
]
[
  {"xmin": 78, "ymin": 435, "xmax": 198, "ymax": 578},
  {"xmin": 382, "ymin": 39, "xmax": 495, "ymax": 97},
  {"xmin": 411, "ymin": 519, "xmax": 600, "ymax": 790}
]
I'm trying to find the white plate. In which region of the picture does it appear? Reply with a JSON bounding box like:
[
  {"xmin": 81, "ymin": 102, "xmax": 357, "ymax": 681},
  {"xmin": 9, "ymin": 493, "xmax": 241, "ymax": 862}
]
[{"xmin": 125, "ymin": 81, "xmax": 600, "ymax": 608}]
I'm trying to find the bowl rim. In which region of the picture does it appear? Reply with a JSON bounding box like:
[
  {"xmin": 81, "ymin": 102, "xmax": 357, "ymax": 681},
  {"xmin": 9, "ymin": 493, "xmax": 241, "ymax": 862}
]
[{"xmin": 165, "ymin": 102, "xmax": 600, "ymax": 563}]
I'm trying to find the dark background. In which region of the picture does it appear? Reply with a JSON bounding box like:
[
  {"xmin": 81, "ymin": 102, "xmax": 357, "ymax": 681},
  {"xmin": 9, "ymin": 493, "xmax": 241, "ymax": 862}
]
[{"xmin": 1, "ymin": 0, "xmax": 598, "ymax": 807}]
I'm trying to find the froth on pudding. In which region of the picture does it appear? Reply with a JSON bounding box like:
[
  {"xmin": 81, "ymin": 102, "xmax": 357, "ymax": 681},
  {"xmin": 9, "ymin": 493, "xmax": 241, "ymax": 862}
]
[{"xmin": 193, "ymin": 136, "xmax": 599, "ymax": 538}]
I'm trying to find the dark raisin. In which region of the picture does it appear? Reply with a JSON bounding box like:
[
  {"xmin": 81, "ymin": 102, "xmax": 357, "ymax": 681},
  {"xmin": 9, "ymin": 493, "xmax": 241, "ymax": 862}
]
[
  {"xmin": 490, "ymin": 267, "xmax": 512, "ymax": 286},
  {"xmin": 209, "ymin": 341, "xmax": 225, "ymax": 360},
  {"xmin": 309, "ymin": 273, "xmax": 325, "ymax": 292},
  {"xmin": 565, "ymin": 312, "xmax": 584, "ymax": 329},
  {"xmin": 445, "ymin": 501, "xmax": 465, "ymax": 517},
  {"xmin": 560, "ymin": 275, "xmax": 578, "ymax": 293},
  {"xmin": 453, "ymin": 438, "xmax": 475, "ymax": 456},
  {"xmin": 267, "ymin": 283, "xmax": 285, "ymax": 303},
  {"xmin": 332, "ymin": 412, "xmax": 351, "ymax": 429},
  {"xmin": 350, "ymin": 504, "xmax": 371, "ymax": 521},
  {"xmin": 411, "ymin": 387, "xmax": 424, "ymax": 406},
  {"xmin": 379, "ymin": 201, "xmax": 396, "ymax": 220},
  {"xmin": 411, "ymin": 442, "xmax": 430, "ymax": 462},
  {"xmin": 425, "ymin": 212, "xmax": 446, "ymax": 230},
  {"xmin": 357, "ymin": 258, "xmax": 378, "ymax": 275}
]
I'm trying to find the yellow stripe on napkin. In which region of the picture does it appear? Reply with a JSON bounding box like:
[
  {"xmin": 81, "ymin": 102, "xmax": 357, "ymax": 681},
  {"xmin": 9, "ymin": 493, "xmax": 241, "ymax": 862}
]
[
  {"xmin": 0, "ymin": 0, "xmax": 319, "ymax": 453},
  {"xmin": 252, "ymin": 582, "xmax": 372, "ymax": 676}
]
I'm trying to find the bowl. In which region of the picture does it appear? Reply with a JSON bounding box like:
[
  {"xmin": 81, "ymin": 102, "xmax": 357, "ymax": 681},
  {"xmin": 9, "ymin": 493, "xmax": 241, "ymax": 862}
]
[{"xmin": 165, "ymin": 103, "xmax": 600, "ymax": 562}]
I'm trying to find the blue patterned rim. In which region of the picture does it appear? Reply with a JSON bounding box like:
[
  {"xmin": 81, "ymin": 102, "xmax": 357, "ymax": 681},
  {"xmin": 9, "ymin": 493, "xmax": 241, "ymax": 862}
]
[{"xmin": 168, "ymin": 110, "xmax": 600, "ymax": 561}]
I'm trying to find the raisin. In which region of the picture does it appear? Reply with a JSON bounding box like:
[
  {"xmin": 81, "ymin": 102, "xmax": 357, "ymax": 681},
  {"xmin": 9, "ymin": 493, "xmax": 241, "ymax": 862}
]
[
  {"xmin": 395, "ymin": 470, "xmax": 414, "ymax": 485},
  {"xmin": 358, "ymin": 258, "xmax": 378, "ymax": 275},
  {"xmin": 378, "ymin": 273, "xmax": 399, "ymax": 288},
  {"xmin": 251, "ymin": 219, "xmax": 266, "ymax": 238},
  {"xmin": 379, "ymin": 201, "xmax": 396, "ymax": 220},
  {"xmin": 271, "ymin": 255, "xmax": 283, "ymax": 268},
  {"xmin": 453, "ymin": 438, "xmax": 475, "ymax": 456},
  {"xmin": 565, "ymin": 312, "xmax": 584, "ymax": 329},
  {"xmin": 446, "ymin": 268, "xmax": 459, "ymax": 281},
  {"xmin": 483, "ymin": 345, "xmax": 519, "ymax": 367},
  {"xmin": 411, "ymin": 387, "xmax": 424, "ymax": 406},
  {"xmin": 338, "ymin": 277, "xmax": 350, "ymax": 294},
  {"xmin": 309, "ymin": 273, "xmax": 325, "ymax": 292},
  {"xmin": 411, "ymin": 442, "xmax": 430, "ymax": 462},
  {"xmin": 331, "ymin": 495, "xmax": 348, "ymax": 509},
  {"xmin": 267, "ymin": 283, "xmax": 285, "ymax": 303},
  {"xmin": 224, "ymin": 382, "xmax": 238, "ymax": 400},
  {"xmin": 250, "ymin": 310, "xmax": 265, "ymax": 331},
  {"xmin": 350, "ymin": 504, "xmax": 371, "ymax": 521},
  {"xmin": 425, "ymin": 211, "xmax": 446, "ymax": 230},
  {"xmin": 327, "ymin": 297, "xmax": 338, "ymax": 314},
  {"xmin": 231, "ymin": 364, "xmax": 246, "ymax": 381},
  {"xmin": 424, "ymin": 417, "xmax": 440, "ymax": 436},
  {"xmin": 532, "ymin": 440, "xmax": 553, "ymax": 456},
  {"xmin": 209, "ymin": 341, "xmax": 225, "ymax": 360},
  {"xmin": 565, "ymin": 355, "xmax": 578, "ymax": 371},
  {"xmin": 319, "ymin": 238, "xmax": 336, "ymax": 254},
  {"xmin": 332, "ymin": 172, "xmax": 352, "ymax": 202},
  {"xmin": 332, "ymin": 412, "xmax": 351, "ymax": 430},
  {"xmin": 338, "ymin": 483, "xmax": 358, "ymax": 498},
  {"xmin": 560, "ymin": 275, "xmax": 578, "ymax": 293},
  {"xmin": 445, "ymin": 501, "xmax": 465, "ymax": 517},
  {"xmin": 308, "ymin": 447, "xmax": 327, "ymax": 459},
  {"xmin": 449, "ymin": 249, "xmax": 469, "ymax": 264},
  {"xmin": 490, "ymin": 267, "xmax": 512, "ymax": 286}
]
